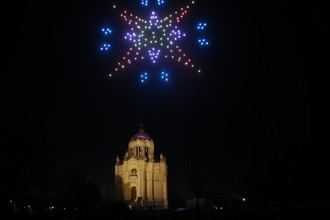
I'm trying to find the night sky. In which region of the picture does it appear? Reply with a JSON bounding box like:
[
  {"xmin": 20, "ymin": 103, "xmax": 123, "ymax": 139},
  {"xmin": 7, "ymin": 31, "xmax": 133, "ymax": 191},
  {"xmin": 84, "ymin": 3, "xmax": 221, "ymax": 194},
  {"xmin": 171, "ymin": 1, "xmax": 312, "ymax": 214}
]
[{"xmin": 2, "ymin": 0, "xmax": 321, "ymax": 205}]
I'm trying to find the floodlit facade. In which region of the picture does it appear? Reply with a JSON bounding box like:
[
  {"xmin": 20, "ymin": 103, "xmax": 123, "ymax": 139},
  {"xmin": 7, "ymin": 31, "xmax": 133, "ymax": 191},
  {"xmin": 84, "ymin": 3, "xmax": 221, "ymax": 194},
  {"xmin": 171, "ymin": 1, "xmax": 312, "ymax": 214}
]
[{"xmin": 114, "ymin": 128, "xmax": 168, "ymax": 209}]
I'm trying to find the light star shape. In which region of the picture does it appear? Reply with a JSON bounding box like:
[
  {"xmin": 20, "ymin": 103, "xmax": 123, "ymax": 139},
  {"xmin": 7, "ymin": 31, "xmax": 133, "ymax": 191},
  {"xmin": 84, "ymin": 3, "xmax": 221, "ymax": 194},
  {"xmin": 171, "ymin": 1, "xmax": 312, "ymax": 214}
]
[{"xmin": 110, "ymin": 0, "xmax": 202, "ymax": 77}]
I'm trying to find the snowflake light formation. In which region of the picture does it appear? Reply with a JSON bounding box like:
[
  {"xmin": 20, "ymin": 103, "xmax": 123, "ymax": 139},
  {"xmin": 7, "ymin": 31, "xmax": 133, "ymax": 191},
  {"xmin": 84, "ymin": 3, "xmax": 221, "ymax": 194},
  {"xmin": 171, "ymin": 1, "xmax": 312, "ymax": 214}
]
[{"xmin": 101, "ymin": 0, "xmax": 208, "ymax": 82}]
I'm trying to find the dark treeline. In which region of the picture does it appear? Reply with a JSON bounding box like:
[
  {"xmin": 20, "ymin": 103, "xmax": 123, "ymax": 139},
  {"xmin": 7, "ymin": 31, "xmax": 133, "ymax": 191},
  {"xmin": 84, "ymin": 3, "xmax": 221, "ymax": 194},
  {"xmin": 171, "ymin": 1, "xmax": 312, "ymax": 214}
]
[{"xmin": 0, "ymin": 133, "xmax": 102, "ymax": 215}]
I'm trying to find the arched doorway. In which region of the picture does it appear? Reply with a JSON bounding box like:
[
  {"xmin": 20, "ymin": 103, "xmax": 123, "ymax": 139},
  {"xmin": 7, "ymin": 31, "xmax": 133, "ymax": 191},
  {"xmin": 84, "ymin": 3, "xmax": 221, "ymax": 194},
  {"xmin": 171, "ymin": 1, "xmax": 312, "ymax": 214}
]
[{"xmin": 131, "ymin": 186, "xmax": 137, "ymax": 200}]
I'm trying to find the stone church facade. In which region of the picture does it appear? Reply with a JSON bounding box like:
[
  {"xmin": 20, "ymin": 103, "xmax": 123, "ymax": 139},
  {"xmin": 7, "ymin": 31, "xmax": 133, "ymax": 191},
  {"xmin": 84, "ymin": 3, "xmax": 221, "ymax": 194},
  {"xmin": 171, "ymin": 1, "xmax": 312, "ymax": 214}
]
[{"xmin": 114, "ymin": 128, "xmax": 168, "ymax": 209}]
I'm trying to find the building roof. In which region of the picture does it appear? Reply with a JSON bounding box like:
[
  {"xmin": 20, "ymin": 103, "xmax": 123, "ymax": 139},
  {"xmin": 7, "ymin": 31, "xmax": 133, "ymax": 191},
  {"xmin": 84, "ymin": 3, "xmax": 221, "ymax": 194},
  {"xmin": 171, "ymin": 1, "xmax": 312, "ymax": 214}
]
[{"xmin": 131, "ymin": 128, "xmax": 152, "ymax": 141}]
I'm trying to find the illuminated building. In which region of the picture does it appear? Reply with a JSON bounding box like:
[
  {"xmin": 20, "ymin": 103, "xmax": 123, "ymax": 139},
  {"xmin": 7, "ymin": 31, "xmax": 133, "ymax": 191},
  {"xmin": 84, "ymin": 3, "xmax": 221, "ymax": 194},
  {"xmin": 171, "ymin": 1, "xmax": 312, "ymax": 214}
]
[{"xmin": 114, "ymin": 127, "xmax": 168, "ymax": 209}]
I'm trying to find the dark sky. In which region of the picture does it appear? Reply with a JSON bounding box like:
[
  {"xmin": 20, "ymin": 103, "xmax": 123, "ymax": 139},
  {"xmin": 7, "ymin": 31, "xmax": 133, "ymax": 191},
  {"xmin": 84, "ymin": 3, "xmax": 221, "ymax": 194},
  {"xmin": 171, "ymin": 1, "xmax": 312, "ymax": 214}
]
[{"xmin": 2, "ymin": 0, "xmax": 321, "ymax": 204}]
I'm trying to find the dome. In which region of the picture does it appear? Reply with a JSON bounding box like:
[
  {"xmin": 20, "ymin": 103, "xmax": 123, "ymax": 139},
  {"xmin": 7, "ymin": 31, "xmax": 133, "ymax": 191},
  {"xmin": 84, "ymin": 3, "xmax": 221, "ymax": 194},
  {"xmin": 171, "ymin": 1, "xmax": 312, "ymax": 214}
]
[{"xmin": 131, "ymin": 128, "xmax": 152, "ymax": 140}]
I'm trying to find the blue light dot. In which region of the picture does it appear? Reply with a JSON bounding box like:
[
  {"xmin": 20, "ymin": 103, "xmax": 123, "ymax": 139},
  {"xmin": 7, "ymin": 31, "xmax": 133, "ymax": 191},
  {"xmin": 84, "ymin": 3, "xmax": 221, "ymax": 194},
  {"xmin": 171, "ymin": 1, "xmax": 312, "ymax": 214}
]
[{"xmin": 197, "ymin": 22, "xmax": 208, "ymax": 31}]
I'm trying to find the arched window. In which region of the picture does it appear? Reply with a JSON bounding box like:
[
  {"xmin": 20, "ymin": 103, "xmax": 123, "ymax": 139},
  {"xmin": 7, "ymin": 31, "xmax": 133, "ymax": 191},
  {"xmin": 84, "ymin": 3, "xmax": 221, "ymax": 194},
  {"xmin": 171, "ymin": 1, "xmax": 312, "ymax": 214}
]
[{"xmin": 130, "ymin": 168, "xmax": 137, "ymax": 176}]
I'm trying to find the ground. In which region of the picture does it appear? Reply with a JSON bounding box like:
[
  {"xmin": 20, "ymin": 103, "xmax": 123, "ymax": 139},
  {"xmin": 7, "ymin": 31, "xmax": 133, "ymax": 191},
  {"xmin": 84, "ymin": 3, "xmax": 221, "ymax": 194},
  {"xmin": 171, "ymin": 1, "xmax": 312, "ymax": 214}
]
[{"xmin": 4, "ymin": 206, "xmax": 330, "ymax": 220}]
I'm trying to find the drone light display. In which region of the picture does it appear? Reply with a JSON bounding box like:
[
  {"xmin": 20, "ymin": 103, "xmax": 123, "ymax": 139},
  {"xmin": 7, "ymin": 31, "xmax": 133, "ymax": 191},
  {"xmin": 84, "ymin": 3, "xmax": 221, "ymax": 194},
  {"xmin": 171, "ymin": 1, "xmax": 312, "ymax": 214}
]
[
  {"xmin": 100, "ymin": 0, "xmax": 210, "ymax": 83},
  {"xmin": 101, "ymin": 27, "xmax": 112, "ymax": 35},
  {"xmin": 161, "ymin": 71, "xmax": 169, "ymax": 82},
  {"xmin": 198, "ymin": 38, "xmax": 209, "ymax": 46},
  {"xmin": 140, "ymin": 72, "xmax": 149, "ymax": 83},
  {"xmin": 196, "ymin": 22, "xmax": 207, "ymax": 30}
]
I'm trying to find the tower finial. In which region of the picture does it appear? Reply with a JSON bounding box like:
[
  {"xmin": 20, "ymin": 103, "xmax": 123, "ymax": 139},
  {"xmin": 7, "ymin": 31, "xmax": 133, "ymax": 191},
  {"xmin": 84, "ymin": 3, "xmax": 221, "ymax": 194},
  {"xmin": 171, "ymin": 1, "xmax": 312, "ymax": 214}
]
[{"xmin": 139, "ymin": 123, "xmax": 144, "ymax": 132}]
